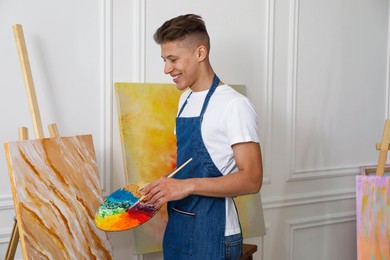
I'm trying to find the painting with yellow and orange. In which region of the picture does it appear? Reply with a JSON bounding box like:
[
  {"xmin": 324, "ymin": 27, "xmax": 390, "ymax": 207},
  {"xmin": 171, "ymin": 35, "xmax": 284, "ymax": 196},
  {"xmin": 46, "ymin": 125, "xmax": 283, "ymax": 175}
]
[
  {"xmin": 115, "ymin": 83, "xmax": 266, "ymax": 254},
  {"xmin": 115, "ymin": 83, "xmax": 181, "ymax": 253},
  {"xmin": 116, "ymin": 83, "xmax": 179, "ymax": 184}
]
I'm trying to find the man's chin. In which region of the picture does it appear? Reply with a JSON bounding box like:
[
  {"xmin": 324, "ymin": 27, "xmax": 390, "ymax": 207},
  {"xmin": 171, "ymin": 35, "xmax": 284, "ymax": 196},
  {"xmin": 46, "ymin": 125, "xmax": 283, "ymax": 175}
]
[{"xmin": 175, "ymin": 84, "xmax": 187, "ymax": 91}]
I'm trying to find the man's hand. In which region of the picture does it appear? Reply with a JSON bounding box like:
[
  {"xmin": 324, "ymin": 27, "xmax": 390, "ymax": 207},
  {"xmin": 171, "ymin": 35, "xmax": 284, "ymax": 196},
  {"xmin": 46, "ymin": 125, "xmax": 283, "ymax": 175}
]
[{"xmin": 141, "ymin": 178, "xmax": 193, "ymax": 209}]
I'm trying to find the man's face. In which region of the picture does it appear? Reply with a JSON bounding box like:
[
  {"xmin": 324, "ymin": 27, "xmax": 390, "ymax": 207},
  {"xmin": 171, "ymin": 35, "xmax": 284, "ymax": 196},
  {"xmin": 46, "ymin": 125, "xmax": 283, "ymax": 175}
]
[{"xmin": 160, "ymin": 40, "xmax": 200, "ymax": 91}]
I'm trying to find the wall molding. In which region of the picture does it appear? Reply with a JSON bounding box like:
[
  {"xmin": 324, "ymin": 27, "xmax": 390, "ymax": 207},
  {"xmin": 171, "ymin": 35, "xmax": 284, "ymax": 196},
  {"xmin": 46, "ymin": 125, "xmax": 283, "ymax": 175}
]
[
  {"xmin": 0, "ymin": 195, "xmax": 14, "ymax": 246},
  {"xmin": 286, "ymin": 0, "xmax": 299, "ymax": 183},
  {"xmin": 0, "ymin": 227, "xmax": 12, "ymax": 245},
  {"xmin": 132, "ymin": 0, "xmax": 146, "ymax": 83},
  {"xmin": 287, "ymin": 211, "xmax": 356, "ymax": 260},
  {"xmin": 101, "ymin": 0, "xmax": 113, "ymax": 195},
  {"xmin": 386, "ymin": 0, "xmax": 390, "ymax": 117},
  {"xmin": 262, "ymin": 188, "xmax": 355, "ymax": 210},
  {"xmin": 285, "ymin": 0, "xmax": 366, "ymax": 182},
  {"xmin": 262, "ymin": 222, "xmax": 272, "ymax": 260},
  {"xmin": 288, "ymin": 165, "xmax": 360, "ymax": 182},
  {"xmin": 0, "ymin": 194, "xmax": 14, "ymax": 211},
  {"xmin": 262, "ymin": 0, "xmax": 275, "ymax": 185}
]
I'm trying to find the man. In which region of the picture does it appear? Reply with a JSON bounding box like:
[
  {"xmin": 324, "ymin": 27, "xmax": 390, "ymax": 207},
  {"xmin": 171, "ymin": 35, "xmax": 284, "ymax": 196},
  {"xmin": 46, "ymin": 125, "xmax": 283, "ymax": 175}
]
[{"xmin": 141, "ymin": 14, "xmax": 263, "ymax": 260}]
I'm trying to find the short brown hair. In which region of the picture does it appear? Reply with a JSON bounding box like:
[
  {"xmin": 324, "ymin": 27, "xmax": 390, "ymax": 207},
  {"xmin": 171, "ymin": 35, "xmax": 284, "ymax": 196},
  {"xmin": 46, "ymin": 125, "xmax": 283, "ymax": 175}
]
[{"xmin": 154, "ymin": 14, "xmax": 210, "ymax": 50}]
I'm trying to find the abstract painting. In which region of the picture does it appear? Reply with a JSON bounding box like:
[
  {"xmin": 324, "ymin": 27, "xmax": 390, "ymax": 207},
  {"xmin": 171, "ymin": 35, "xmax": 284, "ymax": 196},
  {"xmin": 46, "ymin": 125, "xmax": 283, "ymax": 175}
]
[
  {"xmin": 4, "ymin": 135, "xmax": 113, "ymax": 259},
  {"xmin": 115, "ymin": 82, "xmax": 266, "ymax": 254},
  {"xmin": 356, "ymin": 170, "xmax": 390, "ymax": 260}
]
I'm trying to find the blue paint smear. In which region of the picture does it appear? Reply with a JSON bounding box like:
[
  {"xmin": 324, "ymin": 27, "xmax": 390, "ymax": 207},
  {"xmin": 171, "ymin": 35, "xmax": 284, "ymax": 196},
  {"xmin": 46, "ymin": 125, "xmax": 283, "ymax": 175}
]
[
  {"xmin": 106, "ymin": 188, "xmax": 138, "ymax": 203},
  {"xmin": 98, "ymin": 189, "xmax": 141, "ymax": 217}
]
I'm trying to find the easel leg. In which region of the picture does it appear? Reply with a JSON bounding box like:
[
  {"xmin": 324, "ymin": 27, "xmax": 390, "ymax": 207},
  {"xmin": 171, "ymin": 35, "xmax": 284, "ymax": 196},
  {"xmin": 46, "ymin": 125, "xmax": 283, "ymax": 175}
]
[{"xmin": 5, "ymin": 218, "xmax": 19, "ymax": 260}]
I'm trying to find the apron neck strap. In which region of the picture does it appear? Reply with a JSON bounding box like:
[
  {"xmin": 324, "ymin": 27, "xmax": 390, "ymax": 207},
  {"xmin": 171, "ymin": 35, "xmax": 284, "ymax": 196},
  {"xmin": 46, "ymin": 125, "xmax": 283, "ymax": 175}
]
[
  {"xmin": 177, "ymin": 74, "xmax": 220, "ymax": 118},
  {"xmin": 199, "ymin": 74, "xmax": 220, "ymax": 117}
]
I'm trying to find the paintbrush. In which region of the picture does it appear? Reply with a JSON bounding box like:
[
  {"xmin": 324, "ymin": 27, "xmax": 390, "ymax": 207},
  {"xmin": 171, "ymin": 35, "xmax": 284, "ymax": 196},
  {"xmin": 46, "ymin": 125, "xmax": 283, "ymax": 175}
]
[{"xmin": 128, "ymin": 158, "xmax": 193, "ymax": 209}]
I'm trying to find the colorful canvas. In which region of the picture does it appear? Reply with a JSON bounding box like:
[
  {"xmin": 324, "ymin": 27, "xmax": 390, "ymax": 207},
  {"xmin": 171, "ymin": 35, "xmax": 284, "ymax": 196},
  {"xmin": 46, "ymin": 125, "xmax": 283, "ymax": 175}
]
[
  {"xmin": 4, "ymin": 135, "xmax": 113, "ymax": 259},
  {"xmin": 95, "ymin": 182, "xmax": 158, "ymax": 231},
  {"xmin": 356, "ymin": 175, "xmax": 390, "ymax": 260},
  {"xmin": 115, "ymin": 83, "xmax": 266, "ymax": 254}
]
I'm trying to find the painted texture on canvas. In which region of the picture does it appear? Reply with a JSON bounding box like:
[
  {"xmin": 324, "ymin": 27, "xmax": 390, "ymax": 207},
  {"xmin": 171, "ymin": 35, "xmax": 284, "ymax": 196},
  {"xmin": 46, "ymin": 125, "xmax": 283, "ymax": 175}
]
[
  {"xmin": 4, "ymin": 135, "xmax": 113, "ymax": 259},
  {"xmin": 356, "ymin": 175, "xmax": 390, "ymax": 260},
  {"xmin": 115, "ymin": 83, "xmax": 266, "ymax": 254}
]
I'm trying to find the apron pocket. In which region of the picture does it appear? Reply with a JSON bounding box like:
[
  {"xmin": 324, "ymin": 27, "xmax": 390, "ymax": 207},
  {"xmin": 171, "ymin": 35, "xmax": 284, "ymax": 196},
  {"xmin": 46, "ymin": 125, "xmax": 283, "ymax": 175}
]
[{"xmin": 165, "ymin": 207, "xmax": 196, "ymax": 256}]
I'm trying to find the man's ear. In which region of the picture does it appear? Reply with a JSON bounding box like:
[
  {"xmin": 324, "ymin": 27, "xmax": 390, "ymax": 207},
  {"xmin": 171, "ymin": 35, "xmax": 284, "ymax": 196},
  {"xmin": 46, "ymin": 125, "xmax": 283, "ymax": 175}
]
[{"xmin": 196, "ymin": 45, "xmax": 208, "ymax": 61}]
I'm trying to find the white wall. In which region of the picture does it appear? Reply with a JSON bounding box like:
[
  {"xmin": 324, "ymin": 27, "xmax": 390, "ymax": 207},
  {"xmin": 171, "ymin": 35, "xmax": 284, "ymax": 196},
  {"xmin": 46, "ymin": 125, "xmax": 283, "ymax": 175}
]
[{"xmin": 1, "ymin": 0, "xmax": 389, "ymax": 259}]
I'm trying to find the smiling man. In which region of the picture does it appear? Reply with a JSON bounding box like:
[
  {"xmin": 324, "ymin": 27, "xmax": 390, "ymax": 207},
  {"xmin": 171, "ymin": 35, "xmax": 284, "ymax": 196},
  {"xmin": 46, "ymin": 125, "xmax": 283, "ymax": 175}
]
[{"xmin": 141, "ymin": 14, "xmax": 263, "ymax": 260}]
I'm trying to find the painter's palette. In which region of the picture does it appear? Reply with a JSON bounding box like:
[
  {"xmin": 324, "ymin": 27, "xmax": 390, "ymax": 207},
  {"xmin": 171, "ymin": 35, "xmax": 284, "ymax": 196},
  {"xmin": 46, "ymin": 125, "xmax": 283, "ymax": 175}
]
[{"xmin": 95, "ymin": 182, "xmax": 158, "ymax": 232}]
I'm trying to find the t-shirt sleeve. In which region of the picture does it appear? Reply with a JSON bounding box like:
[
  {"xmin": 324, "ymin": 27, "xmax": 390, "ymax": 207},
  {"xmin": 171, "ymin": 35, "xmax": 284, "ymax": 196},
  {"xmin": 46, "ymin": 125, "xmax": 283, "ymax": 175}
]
[{"xmin": 224, "ymin": 97, "xmax": 259, "ymax": 146}]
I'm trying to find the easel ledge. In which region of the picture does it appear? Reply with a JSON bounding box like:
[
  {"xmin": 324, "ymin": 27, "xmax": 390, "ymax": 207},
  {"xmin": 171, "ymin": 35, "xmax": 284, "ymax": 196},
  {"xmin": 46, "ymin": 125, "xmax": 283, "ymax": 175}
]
[{"xmin": 361, "ymin": 165, "xmax": 390, "ymax": 176}]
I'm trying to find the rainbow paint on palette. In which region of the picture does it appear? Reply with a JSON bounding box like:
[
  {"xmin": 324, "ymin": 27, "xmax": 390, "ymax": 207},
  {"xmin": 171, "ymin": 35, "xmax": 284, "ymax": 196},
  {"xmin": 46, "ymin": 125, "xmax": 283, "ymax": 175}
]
[{"xmin": 95, "ymin": 183, "xmax": 158, "ymax": 232}]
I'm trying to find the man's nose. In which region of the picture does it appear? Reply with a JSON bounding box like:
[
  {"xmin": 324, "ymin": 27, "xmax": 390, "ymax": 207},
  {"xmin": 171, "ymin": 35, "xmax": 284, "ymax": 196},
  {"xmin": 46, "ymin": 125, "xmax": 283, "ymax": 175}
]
[{"xmin": 164, "ymin": 62, "xmax": 173, "ymax": 74}]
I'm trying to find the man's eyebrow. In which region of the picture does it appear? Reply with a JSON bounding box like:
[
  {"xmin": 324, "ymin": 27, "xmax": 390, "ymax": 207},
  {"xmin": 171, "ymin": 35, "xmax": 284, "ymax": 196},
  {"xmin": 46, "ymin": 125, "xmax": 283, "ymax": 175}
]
[{"xmin": 161, "ymin": 55, "xmax": 178, "ymax": 60}]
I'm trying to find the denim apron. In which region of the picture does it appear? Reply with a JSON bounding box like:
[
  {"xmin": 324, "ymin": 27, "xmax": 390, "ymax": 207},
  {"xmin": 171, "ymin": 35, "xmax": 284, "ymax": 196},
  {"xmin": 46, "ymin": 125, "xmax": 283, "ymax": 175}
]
[{"xmin": 163, "ymin": 75, "xmax": 226, "ymax": 259}]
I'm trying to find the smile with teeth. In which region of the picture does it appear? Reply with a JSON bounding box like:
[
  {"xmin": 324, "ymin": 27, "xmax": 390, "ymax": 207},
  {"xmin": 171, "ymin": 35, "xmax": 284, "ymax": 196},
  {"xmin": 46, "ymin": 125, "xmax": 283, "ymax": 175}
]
[{"xmin": 172, "ymin": 74, "xmax": 181, "ymax": 82}]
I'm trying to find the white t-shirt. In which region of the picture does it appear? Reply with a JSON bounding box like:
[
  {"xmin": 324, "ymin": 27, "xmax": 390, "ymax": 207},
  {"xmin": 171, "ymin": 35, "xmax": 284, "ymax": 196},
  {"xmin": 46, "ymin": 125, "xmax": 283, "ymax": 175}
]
[{"xmin": 176, "ymin": 84, "xmax": 259, "ymax": 236}]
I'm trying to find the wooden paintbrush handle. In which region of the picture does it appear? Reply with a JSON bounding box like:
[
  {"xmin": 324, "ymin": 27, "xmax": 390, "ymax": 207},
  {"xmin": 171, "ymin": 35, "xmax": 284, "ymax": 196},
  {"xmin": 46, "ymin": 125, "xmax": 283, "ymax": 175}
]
[{"xmin": 166, "ymin": 158, "xmax": 192, "ymax": 178}]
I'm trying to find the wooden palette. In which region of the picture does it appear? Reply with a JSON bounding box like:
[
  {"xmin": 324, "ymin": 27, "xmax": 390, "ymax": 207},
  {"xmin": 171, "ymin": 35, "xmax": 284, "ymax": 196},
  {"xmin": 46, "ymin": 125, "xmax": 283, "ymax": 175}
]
[{"xmin": 94, "ymin": 182, "xmax": 158, "ymax": 232}]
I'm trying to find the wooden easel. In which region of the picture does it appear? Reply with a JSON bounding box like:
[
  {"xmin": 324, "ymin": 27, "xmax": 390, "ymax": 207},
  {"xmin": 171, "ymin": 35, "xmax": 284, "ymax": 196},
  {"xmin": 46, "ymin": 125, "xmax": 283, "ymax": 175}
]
[
  {"xmin": 5, "ymin": 24, "xmax": 61, "ymax": 260},
  {"xmin": 374, "ymin": 118, "xmax": 390, "ymax": 176}
]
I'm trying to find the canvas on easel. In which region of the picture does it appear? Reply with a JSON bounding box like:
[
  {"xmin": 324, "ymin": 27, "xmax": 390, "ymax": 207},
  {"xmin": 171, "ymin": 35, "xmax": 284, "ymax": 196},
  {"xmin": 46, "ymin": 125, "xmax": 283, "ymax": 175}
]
[
  {"xmin": 4, "ymin": 135, "xmax": 113, "ymax": 259},
  {"xmin": 356, "ymin": 119, "xmax": 390, "ymax": 260},
  {"xmin": 4, "ymin": 24, "xmax": 113, "ymax": 259}
]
